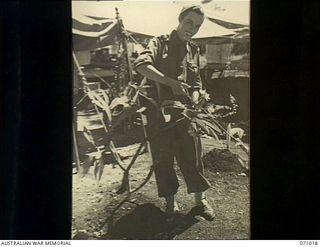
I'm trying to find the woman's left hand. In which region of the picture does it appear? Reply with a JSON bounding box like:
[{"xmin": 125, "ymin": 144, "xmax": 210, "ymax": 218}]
[{"xmin": 192, "ymin": 90, "xmax": 200, "ymax": 104}]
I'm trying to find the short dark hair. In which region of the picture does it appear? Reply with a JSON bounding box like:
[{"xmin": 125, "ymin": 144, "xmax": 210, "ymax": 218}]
[{"xmin": 178, "ymin": 6, "xmax": 205, "ymax": 22}]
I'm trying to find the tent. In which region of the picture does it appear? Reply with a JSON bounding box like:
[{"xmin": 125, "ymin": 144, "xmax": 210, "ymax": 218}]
[
  {"xmin": 72, "ymin": 1, "xmax": 238, "ymax": 51},
  {"xmin": 207, "ymin": 17, "xmax": 248, "ymax": 30},
  {"xmin": 72, "ymin": 1, "xmax": 250, "ymax": 72},
  {"xmin": 201, "ymin": 0, "xmax": 249, "ymax": 26},
  {"xmin": 72, "ymin": 14, "xmax": 118, "ymax": 51}
]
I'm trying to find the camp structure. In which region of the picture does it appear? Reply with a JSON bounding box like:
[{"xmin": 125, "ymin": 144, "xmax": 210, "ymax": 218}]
[
  {"xmin": 72, "ymin": 1, "xmax": 250, "ymax": 121},
  {"xmin": 72, "ymin": 1, "xmax": 245, "ymax": 91}
]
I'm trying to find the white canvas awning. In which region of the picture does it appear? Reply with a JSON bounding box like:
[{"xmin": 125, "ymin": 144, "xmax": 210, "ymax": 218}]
[{"xmin": 72, "ymin": 1, "xmax": 236, "ymax": 40}]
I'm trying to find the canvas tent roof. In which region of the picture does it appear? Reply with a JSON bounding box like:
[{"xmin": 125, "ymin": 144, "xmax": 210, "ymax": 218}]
[
  {"xmin": 207, "ymin": 17, "xmax": 248, "ymax": 29},
  {"xmin": 72, "ymin": 14, "xmax": 119, "ymax": 51},
  {"xmin": 201, "ymin": 1, "xmax": 249, "ymax": 26},
  {"xmin": 72, "ymin": 1, "xmax": 238, "ymax": 51}
]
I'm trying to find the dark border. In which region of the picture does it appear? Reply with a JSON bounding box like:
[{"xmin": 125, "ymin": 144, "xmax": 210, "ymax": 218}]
[
  {"xmin": 2, "ymin": 1, "xmax": 72, "ymax": 239},
  {"xmin": 250, "ymin": 1, "xmax": 320, "ymax": 239}
]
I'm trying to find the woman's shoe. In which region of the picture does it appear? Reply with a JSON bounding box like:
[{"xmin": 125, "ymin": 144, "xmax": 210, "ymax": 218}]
[{"xmin": 195, "ymin": 199, "xmax": 215, "ymax": 221}]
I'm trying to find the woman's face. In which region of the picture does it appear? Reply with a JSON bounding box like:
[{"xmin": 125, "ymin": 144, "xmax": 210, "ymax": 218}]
[{"xmin": 176, "ymin": 11, "xmax": 204, "ymax": 41}]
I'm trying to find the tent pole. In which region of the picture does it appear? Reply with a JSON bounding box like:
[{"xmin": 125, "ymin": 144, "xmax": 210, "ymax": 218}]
[
  {"xmin": 115, "ymin": 8, "xmax": 134, "ymax": 92},
  {"xmin": 72, "ymin": 50, "xmax": 86, "ymax": 173},
  {"xmin": 72, "ymin": 123, "xmax": 80, "ymax": 172},
  {"xmin": 72, "ymin": 50, "xmax": 87, "ymax": 85}
]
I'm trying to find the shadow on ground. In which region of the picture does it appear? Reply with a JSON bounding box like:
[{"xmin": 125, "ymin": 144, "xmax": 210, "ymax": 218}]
[{"xmin": 106, "ymin": 203, "xmax": 201, "ymax": 239}]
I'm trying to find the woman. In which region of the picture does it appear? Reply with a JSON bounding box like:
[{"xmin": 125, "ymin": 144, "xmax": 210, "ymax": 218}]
[{"xmin": 134, "ymin": 5, "xmax": 214, "ymax": 221}]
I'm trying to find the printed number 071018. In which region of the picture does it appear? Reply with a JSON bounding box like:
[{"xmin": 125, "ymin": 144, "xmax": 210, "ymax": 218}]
[{"xmin": 300, "ymin": 241, "xmax": 318, "ymax": 245}]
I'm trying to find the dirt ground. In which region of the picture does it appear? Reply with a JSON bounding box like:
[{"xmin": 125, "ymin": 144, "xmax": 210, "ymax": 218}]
[{"xmin": 72, "ymin": 131, "xmax": 249, "ymax": 240}]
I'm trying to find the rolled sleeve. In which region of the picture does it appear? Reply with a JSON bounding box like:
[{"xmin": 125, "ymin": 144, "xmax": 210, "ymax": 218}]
[{"xmin": 134, "ymin": 37, "xmax": 160, "ymax": 69}]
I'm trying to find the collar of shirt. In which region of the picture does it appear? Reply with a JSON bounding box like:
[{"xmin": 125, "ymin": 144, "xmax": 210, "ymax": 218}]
[{"xmin": 170, "ymin": 30, "xmax": 187, "ymax": 47}]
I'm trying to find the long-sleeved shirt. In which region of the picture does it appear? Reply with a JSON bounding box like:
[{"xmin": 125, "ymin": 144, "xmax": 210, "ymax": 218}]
[{"xmin": 134, "ymin": 30, "xmax": 202, "ymax": 105}]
